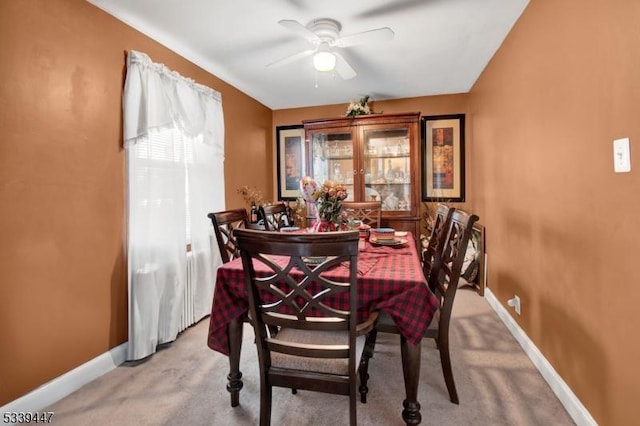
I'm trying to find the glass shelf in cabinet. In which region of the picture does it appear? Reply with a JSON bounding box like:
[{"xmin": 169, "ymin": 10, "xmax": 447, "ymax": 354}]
[{"xmin": 366, "ymin": 153, "xmax": 410, "ymax": 159}]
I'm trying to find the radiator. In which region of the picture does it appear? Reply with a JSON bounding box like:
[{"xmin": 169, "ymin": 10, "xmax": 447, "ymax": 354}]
[
  {"xmin": 129, "ymin": 252, "xmax": 208, "ymax": 360},
  {"xmin": 181, "ymin": 251, "xmax": 197, "ymax": 331}
]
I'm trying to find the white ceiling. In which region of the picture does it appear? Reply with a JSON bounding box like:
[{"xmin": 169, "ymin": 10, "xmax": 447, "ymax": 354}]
[{"xmin": 87, "ymin": 0, "xmax": 529, "ymax": 110}]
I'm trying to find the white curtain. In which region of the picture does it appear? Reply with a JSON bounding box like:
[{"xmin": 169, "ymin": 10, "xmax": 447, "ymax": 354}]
[{"xmin": 123, "ymin": 50, "xmax": 225, "ymax": 360}]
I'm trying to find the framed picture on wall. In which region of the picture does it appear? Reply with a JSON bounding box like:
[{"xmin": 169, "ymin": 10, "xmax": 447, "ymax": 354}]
[
  {"xmin": 421, "ymin": 114, "xmax": 465, "ymax": 202},
  {"xmin": 276, "ymin": 125, "xmax": 305, "ymax": 200}
]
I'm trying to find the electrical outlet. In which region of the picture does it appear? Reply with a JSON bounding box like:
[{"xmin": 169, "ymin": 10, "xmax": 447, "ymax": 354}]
[{"xmin": 507, "ymin": 295, "xmax": 521, "ymax": 315}]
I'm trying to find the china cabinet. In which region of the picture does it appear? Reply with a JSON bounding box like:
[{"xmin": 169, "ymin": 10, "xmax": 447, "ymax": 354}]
[{"xmin": 303, "ymin": 112, "xmax": 421, "ymax": 236}]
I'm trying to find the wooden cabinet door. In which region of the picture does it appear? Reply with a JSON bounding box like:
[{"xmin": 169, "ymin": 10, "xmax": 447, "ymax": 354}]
[
  {"xmin": 359, "ymin": 122, "xmax": 416, "ymax": 218},
  {"xmin": 306, "ymin": 125, "xmax": 358, "ymax": 200}
]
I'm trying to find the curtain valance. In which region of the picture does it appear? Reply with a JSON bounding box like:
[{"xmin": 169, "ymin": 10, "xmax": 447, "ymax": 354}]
[{"xmin": 123, "ymin": 50, "xmax": 223, "ymax": 151}]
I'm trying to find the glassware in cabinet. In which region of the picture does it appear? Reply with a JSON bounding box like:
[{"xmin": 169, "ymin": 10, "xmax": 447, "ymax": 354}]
[
  {"xmin": 362, "ymin": 127, "xmax": 412, "ymax": 212},
  {"xmin": 310, "ymin": 131, "xmax": 355, "ymax": 200}
]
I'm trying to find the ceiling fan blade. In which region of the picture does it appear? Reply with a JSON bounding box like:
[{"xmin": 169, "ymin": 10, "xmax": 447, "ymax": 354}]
[
  {"xmin": 356, "ymin": 0, "xmax": 434, "ymax": 19},
  {"xmin": 336, "ymin": 27, "xmax": 395, "ymax": 48},
  {"xmin": 333, "ymin": 51, "xmax": 357, "ymax": 80},
  {"xmin": 266, "ymin": 48, "xmax": 316, "ymax": 68},
  {"xmin": 278, "ymin": 20, "xmax": 319, "ymax": 43}
]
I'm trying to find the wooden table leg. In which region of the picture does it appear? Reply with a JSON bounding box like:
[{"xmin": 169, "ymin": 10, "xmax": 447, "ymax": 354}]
[
  {"xmin": 400, "ymin": 335, "xmax": 422, "ymax": 425},
  {"xmin": 226, "ymin": 317, "xmax": 244, "ymax": 407}
]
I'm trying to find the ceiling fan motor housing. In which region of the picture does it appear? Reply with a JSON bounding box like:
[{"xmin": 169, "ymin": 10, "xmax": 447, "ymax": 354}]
[{"xmin": 308, "ymin": 18, "xmax": 341, "ymax": 45}]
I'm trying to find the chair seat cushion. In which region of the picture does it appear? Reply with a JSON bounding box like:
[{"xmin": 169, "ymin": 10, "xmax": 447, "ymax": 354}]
[{"xmin": 271, "ymin": 328, "xmax": 365, "ymax": 375}]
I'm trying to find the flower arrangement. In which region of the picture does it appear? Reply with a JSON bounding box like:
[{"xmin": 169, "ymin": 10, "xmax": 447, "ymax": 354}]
[
  {"xmin": 237, "ymin": 185, "xmax": 265, "ymax": 207},
  {"xmin": 346, "ymin": 95, "xmax": 372, "ymax": 117},
  {"xmin": 300, "ymin": 176, "xmax": 348, "ymax": 231},
  {"xmin": 316, "ymin": 180, "xmax": 349, "ymax": 227}
]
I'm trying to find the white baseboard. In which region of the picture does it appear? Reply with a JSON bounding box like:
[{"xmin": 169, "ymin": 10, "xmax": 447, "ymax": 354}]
[
  {"xmin": 484, "ymin": 289, "xmax": 597, "ymax": 426},
  {"xmin": 1, "ymin": 342, "xmax": 127, "ymax": 415}
]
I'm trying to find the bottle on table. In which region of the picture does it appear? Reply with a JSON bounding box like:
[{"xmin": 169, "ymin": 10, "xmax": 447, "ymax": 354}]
[{"xmin": 250, "ymin": 203, "xmax": 258, "ymax": 223}]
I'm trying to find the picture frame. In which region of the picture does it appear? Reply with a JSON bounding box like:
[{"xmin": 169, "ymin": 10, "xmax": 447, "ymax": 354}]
[
  {"xmin": 421, "ymin": 114, "xmax": 465, "ymax": 202},
  {"xmin": 276, "ymin": 125, "xmax": 306, "ymax": 200}
]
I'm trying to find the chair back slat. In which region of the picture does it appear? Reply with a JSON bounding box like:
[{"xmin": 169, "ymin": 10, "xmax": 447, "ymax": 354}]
[
  {"xmin": 430, "ymin": 209, "xmax": 479, "ymax": 308},
  {"xmin": 341, "ymin": 201, "xmax": 382, "ymax": 228},
  {"xmin": 258, "ymin": 203, "xmax": 292, "ymax": 231},
  {"xmin": 207, "ymin": 208, "xmax": 249, "ymax": 263},
  {"xmin": 422, "ymin": 204, "xmax": 455, "ymax": 288},
  {"xmin": 235, "ymin": 229, "xmax": 359, "ymax": 325}
]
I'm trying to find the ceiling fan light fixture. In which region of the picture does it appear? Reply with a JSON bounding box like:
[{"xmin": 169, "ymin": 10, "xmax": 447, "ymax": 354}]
[{"xmin": 313, "ymin": 50, "xmax": 336, "ymax": 72}]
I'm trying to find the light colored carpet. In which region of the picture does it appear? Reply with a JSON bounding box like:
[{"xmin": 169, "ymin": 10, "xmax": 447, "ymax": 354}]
[{"xmin": 46, "ymin": 288, "xmax": 575, "ymax": 425}]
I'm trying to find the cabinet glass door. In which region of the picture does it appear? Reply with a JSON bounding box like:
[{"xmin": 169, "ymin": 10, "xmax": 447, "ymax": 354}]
[
  {"xmin": 310, "ymin": 131, "xmax": 355, "ymax": 201},
  {"xmin": 363, "ymin": 128, "xmax": 411, "ymax": 211}
]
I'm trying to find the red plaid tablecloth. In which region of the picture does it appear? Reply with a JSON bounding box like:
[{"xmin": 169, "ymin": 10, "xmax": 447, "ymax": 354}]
[{"xmin": 207, "ymin": 234, "xmax": 439, "ymax": 356}]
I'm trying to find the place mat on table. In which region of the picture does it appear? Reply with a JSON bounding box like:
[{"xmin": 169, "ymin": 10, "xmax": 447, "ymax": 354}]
[
  {"xmin": 359, "ymin": 241, "xmax": 412, "ymax": 255},
  {"xmin": 342, "ymin": 245, "xmax": 411, "ymax": 276},
  {"xmin": 341, "ymin": 256, "xmax": 380, "ymax": 276}
]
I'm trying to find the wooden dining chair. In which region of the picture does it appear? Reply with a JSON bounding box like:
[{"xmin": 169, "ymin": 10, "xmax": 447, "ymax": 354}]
[
  {"xmin": 234, "ymin": 229, "xmax": 378, "ymax": 426},
  {"xmin": 258, "ymin": 202, "xmax": 292, "ymax": 231},
  {"xmin": 358, "ymin": 204, "xmax": 453, "ymax": 403},
  {"xmin": 208, "ymin": 208, "xmax": 279, "ymax": 341},
  {"xmin": 341, "ymin": 201, "xmax": 382, "ymax": 228},
  {"xmin": 359, "ymin": 209, "xmax": 478, "ymax": 405},
  {"xmin": 207, "ymin": 208, "xmax": 249, "ymax": 263}
]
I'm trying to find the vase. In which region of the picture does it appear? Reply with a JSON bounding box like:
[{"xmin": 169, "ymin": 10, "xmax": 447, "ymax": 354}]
[{"xmin": 316, "ymin": 218, "xmax": 347, "ymax": 232}]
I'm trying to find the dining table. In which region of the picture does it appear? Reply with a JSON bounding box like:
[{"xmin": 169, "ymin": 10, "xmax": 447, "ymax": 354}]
[{"xmin": 206, "ymin": 232, "xmax": 439, "ymax": 425}]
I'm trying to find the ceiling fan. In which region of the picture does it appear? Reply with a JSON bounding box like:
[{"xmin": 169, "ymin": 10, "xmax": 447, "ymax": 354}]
[{"xmin": 266, "ymin": 18, "xmax": 394, "ymax": 80}]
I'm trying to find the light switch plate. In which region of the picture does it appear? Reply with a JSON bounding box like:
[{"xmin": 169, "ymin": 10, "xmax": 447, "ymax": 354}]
[{"xmin": 613, "ymin": 138, "xmax": 631, "ymax": 173}]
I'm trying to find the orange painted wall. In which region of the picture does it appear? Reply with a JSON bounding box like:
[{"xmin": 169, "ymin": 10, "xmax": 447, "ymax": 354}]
[
  {"xmin": 468, "ymin": 0, "xmax": 640, "ymax": 424},
  {"xmin": 0, "ymin": 0, "xmax": 271, "ymax": 405}
]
